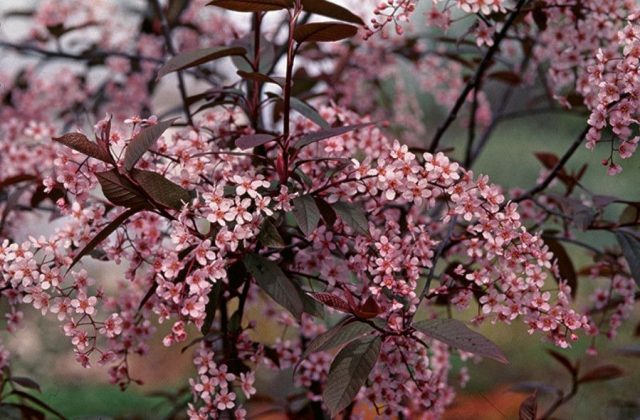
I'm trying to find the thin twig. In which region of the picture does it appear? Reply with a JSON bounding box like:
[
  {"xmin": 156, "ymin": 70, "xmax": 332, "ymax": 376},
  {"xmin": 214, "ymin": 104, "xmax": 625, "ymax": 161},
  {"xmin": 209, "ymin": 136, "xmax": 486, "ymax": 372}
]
[
  {"xmin": 428, "ymin": 0, "xmax": 529, "ymax": 153},
  {"xmin": 513, "ymin": 125, "xmax": 589, "ymax": 204},
  {"xmin": 149, "ymin": 0, "xmax": 194, "ymax": 126}
]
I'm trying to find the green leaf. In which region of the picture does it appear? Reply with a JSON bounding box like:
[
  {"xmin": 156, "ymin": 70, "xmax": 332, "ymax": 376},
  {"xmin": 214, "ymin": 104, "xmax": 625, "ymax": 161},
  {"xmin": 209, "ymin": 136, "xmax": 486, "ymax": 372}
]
[
  {"xmin": 295, "ymin": 123, "xmax": 372, "ymax": 149},
  {"xmin": 615, "ymin": 229, "xmax": 640, "ymax": 288},
  {"xmin": 243, "ymin": 253, "xmax": 304, "ymax": 319},
  {"xmin": 290, "ymin": 97, "xmax": 330, "ymax": 129},
  {"xmin": 96, "ymin": 169, "xmax": 149, "ymax": 209},
  {"xmin": 301, "ymin": 318, "xmax": 374, "ymax": 361},
  {"xmin": 208, "ymin": 0, "xmax": 291, "ymax": 12},
  {"xmin": 323, "ymin": 335, "xmax": 381, "ymax": 417},
  {"xmin": 124, "ymin": 118, "xmax": 178, "ymax": 171},
  {"xmin": 131, "ymin": 169, "xmax": 191, "ymax": 210},
  {"xmin": 68, "ymin": 207, "xmax": 140, "ymax": 273},
  {"xmin": 257, "ymin": 218, "xmax": 285, "ymax": 248},
  {"xmin": 292, "ymin": 194, "xmax": 321, "ymax": 236},
  {"xmin": 53, "ymin": 132, "xmax": 112, "ymax": 163},
  {"xmin": 301, "ymin": 0, "xmax": 364, "ymax": 25},
  {"xmin": 293, "ymin": 22, "xmax": 358, "ymax": 43},
  {"xmin": 333, "ymin": 201, "xmax": 369, "ymax": 235},
  {"xmin": 413, "ymin": 318, "xmax": 508, "ymax": 364},
  {"xmin": 157, "ymin": 46, "xmax": 247, "ymax": 78}
]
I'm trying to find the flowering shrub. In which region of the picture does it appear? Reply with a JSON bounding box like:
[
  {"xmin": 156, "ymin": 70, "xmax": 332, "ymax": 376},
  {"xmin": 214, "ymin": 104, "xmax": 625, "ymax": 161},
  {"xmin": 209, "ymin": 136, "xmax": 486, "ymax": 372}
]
[{"xmin": 0, "ymin": 0, "xmax": 638, "ymax": 418}]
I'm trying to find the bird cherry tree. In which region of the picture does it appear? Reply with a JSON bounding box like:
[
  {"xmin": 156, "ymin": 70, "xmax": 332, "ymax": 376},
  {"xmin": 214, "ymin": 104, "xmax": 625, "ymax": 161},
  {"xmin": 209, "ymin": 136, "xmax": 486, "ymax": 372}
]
[{"xmin": 0, "ymin": 0, "xmax": 638, "ymax": 418}]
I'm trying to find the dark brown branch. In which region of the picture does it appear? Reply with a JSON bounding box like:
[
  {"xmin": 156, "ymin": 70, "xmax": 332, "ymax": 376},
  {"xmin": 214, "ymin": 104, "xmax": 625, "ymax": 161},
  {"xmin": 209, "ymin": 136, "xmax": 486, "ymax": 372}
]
[
  {"xmin": 513, "ymin": 125, "xmax": 589, "ymax": 203},
  {"xmin": 149, "ymin": 0, "xmax": 194, "ymax": 127},
  {"xmin": 427, "ymin": 0, "xmax": 529, "ymax": 153}
]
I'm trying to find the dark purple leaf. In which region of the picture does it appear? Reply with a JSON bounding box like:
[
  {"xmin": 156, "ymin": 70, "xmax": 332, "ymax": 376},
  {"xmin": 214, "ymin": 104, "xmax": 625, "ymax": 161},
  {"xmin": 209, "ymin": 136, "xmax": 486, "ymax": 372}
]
[
  {"xmin": 333, "ymin": 201, "xmax": 369, "ymax": 236},
  {"xmin": 131, "ymin": 169, "xmax": 191, "ymax": 210},
  {"xmin": 489, "ymin": 71, "xmax": 522, "ymax": 85},
  {"xmin": 543, "ymin": 237, "xmax": 577, "ymax": 297},
  {"xmin": 207, "ymin": 0, "xmax": 291, "ymax": 12},
  {"xmin": 10, "ymin": 377, "xmax": 41, "ymax": 392},
  {"xmin": 124, "ymin": 118, "xmax": 178, "ymax": 171},
  {"xmin": 235, "ymin": 134, "xmax": 276, "ymax": 150},
  {"xmin": 10, "ymin": 390, "xmax": 65, "ymax": 419},
  {"xmin": 293, "ymin": 22, "xmax": 358, "ymax": 43},
  {"xmin": 546, "ymin": 349, "xmax": 576, "ymax": 374},
  {"xmin": 292, "ymin": 194, "xmax": 321, "ymax": 236},
  {"xmin": 323, "ymin": 336, "xmax": 381, "ymax": 417},
  {"xmin": 511, "ymin": 381, "xmax": 558, "ymax": 395},
  {"xmin": 309, "ymin": 292, "xmax": 350, "ymax": 313},
  {"xmin": 616, "ymin": 344, "xmax": 640, "ymax": 357},
  {"xmin": 0, "ymin": 174, "xmax": 39, "ymax": 192},
  {"xmin": 314, "ymin": 197, "xmax": 337, "ymax": 227},
  {"xmin": 299, "ymin": 318, "xmax": 373, "ymax": 364},
  {"xmin": 53, "ymin": 132, "xmax": 112, "ymax": 163},
  {"xmin": 243, "ymin": 253, "xmax": 304, "ymax": 320},
  {"xmin": 68, "ymin": 207, "xmax": 140, "ymax": 272},
  {"xmin": 201, "ymin": 281, "xmax": 222, "ymax": 335},
  {"xmin": 295, "ymin": 123, "xmax": 373, "ymax": 149},
  {"xmin": 301, "ymin": 0, "xmax": 364, "ymax": 25},
  {"xmin": 615, "ymin": 229, "xmax": 640, "ymax": 288},
  {"xmin": 413, "ymin": 318, "xmax": 508, "ymax": 364},
  {"xmin": 157, "ymin": 46, "xmax": 247, "ymax": 78},
  {"xmin": 96, "ymin": 169, "xmax": 149, "ymax": 209},
  {"xmin": 578, "ymin": 365, "xmax": 624, "ymax": 383},
  {"xmin": 257, "ymin": 218, "xmax": 285, "ymax": 248},
  {"xmin": 518, "ymin": 393, "xmax": 537, "ymax": 420},
  {"xmin": 290, "ymin": 97, "xmax": 330, "ymax": 129},
  {"xmin": 236, "ymin": 70, "xmax": 285, "ymax": 86}
]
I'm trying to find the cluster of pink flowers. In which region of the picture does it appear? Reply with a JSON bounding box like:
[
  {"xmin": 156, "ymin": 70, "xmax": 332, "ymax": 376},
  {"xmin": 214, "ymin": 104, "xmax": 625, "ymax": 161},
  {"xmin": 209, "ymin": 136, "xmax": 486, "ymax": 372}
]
[
  {"xmin": 530, "ymin": 0, "xmax": 640, "ymax": 173},
  {"xmin": 188, "ymin": 345, "xmax": 256, "ymax": 418},
  {"xmin": 0, "ymin": 98, "xmax": 587, "ymax": 416},
  {"xmin": 366, "ymin": 0, "xmax": 417, "ymax": 38},
  {"xmin": 0, "ymin": 0, "xmax": 637, "ymax": 417}
]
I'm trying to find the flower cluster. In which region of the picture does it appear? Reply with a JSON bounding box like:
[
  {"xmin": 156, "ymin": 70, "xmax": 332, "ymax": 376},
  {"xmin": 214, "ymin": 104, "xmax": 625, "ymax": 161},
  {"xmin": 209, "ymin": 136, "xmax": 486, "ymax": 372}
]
[
  {"xmin": 531, "ymin": 0, "xmax": 640, "ymax": 173},
  {"xmin": 0, "ymin": 0, "xmax": 637, "ymax": 418}
]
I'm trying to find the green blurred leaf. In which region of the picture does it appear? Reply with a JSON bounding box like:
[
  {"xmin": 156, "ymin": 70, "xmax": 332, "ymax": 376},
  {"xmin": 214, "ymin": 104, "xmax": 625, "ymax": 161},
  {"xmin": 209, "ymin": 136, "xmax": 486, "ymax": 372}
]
[{"xmin": 68, "ymin": 207, "xmax": 140, "ymax": 272}]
